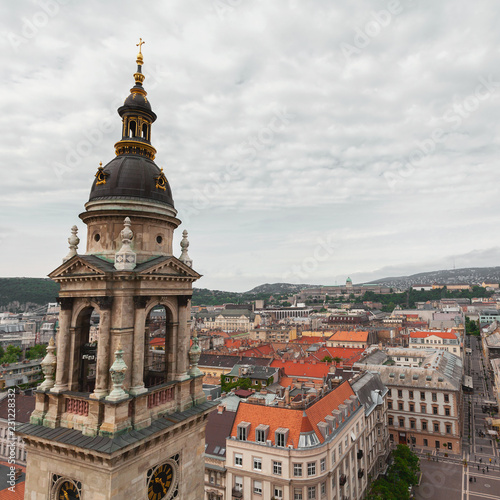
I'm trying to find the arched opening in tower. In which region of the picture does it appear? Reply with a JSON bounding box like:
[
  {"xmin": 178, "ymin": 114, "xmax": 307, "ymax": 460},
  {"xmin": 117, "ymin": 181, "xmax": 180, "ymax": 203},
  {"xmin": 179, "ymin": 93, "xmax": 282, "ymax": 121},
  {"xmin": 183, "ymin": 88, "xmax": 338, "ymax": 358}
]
[
  {"xmin": 129, "ymin": 120, "xmax": 137, "ymax": 138},
  {"xmin": 144, "ymin": 304, "xmax": 174, "ymax": 388},
  {"xmin": 142, "ymin": 123, "xmax": 148, "ymax": 140},
  {"xmin": 72, "ymin": 306, "xmax": 99, "ymax": 393}
]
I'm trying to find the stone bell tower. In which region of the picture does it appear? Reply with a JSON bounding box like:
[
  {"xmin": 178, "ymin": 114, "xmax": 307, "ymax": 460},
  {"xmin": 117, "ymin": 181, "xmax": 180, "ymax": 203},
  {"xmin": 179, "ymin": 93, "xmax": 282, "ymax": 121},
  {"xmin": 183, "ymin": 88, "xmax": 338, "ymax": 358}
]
[{"xmin": 18, "ymin": 40, "xmax": 214, "ymax": 500}]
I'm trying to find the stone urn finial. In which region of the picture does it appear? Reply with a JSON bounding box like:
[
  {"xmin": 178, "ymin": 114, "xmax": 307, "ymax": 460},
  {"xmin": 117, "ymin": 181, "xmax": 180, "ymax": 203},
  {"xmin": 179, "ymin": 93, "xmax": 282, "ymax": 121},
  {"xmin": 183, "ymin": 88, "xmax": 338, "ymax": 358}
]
[
  {"xmin": 188, "ymin": 334, "xmax": 202, "ymax": 377},
  {"xmin": 114, "ymin": 217, "xmax": 137, "ymax": 271},
  {"xmin": 63, "ymin": 225, "xmax": 79, "ymax": 262},
  {"xmin": 38, "ymin": 336, "xmax": 57, "ymax": 391},
  {"xmin": 106, "ymin": 342, "xmax": 128, "ymax": 402},
  {"xmin": 179, "ymin": 230, "xmax": 193, "ymax": 268}
]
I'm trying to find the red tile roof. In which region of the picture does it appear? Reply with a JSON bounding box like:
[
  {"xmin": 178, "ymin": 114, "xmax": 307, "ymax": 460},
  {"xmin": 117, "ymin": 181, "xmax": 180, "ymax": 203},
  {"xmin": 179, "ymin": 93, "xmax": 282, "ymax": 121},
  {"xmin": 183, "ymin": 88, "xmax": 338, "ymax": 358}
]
[
  {"xmin": 410, "ymin": 330, "xmax": 457, "ymax": 340},
  {"xmin": 304, "ymin": 347, "xmax": 364, "ymax": 366},
  {"xmin": 0, "ymin": 461, "xmax": 25, "ymax": 500},
  {"xmin": 296, "ymin": 336, "xmax": 327, "ymax": 344},
  {"xmin": 230, "ymin": 381, "xmax": 355, "ymax": 447},
  {"xmin": 271, "ymin": 360, "xmax": 331, "ymax": 379}
]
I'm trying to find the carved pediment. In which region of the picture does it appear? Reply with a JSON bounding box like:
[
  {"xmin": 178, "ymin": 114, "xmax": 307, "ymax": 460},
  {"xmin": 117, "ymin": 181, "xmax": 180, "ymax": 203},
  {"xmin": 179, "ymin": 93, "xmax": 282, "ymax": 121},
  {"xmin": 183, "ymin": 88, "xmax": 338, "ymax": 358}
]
[
  {"xmin": 49, "ymin": 255, "xmax": 109, "ymax": 280},
  {"xmin": 138, "ymin": 256, "xmax": 201, "ymax": 280}
]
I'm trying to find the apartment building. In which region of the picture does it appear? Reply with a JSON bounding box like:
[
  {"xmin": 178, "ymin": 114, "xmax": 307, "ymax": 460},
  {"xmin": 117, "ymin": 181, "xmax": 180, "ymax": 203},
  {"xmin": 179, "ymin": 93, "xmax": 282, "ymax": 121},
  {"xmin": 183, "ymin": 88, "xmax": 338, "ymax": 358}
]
[
  {"xmin": 327, "ymin": 331, "xmax": 370, "ymax": 349},
  {"xmin": 355, "ymin": 347, "xmax": 463, "ymax": 453},
  {"xmin": 225, "ymin": 377, "xmax": 387, "ymax": 500},
  {"xmin": 408, "ymin": 330, "xmax": 462, "ymax": 358}
]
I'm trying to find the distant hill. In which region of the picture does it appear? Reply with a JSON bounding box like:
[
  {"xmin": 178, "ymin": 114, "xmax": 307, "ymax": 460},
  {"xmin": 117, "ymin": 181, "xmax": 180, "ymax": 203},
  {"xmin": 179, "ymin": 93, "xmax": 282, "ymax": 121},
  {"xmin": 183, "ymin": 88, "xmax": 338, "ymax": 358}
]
[
  {"xmin": 0, "ymin": 278, "xmax": 59, "ymax": 311},
  {"xmin": 245, "ymin": 283, "xmax": 317, "ymax": 295},
  {"xmin": 365, "ymin": 267, "xmax": 500, "ymax": 289}
]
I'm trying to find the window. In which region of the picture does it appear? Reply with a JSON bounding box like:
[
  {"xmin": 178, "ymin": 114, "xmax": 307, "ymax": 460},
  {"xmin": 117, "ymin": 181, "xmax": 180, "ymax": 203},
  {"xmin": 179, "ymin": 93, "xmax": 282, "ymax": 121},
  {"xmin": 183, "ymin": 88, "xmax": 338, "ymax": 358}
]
[
  {"xmin": 254, "ymin": 480, "xmax": 262, "ymax": 495},
  {"xmin": 410, "ymin": 420, "xmax": 416, "ymax": 429},
  {"xmin": 423, "ymin": 438, "xmax": 428, "ymax": 447},
  {"xmin": 422, "ymin": 421, "xmax": 427, "ymax": 431},
  {"xmin": 237, "ymin": 423, "xmax": 249, "ymax": 441},
  {"xmin": 308, "ymin": 486, "xmax": 317, "ymax": 499},
  {"xmin": 399, "ymin": 418, "xmax": 404, "ymax": 427},
  {"xmin": 446, "ymin": 424, "xmax": 452, "ymax": 434},
  {"xmin": 321, "ymin": 482, "xmax": 326, "ymax": 496},
  {"xmin": 444, "ymin": 394, "xmax": 449, "ymax": 403},
  {"xmin": 388, "ymin": 401, "xmax": 393, "ymax": 410},
  {"xmin": 234, "ymin": 476, "xmax": 243, "ymax": 492},
  {"xmin": 398, "ymin": 402, "xmax": 404, "ymax": 411},
  {"xmin": 338, "ymin": 443, "xmax": 343, "ymax": 455},
  {"xmin": 434, "ymin": 423, "xmax": 439, "ymax": 432},
  {"xmin": 273, "ymin": 461, "xmax": 282, "ymax": 475},
  {"xmin": 432, "ymin": 393, "xmax": 437, "ymax": 402},
  {"xmin": 294, "ymin": 463, "xmax": 303, "ymax": 477},
  {"xmin": 307, "ymin": 462, "xmax": 316, "ymax": 476},
  {"xmin": 276, "ymin": 430, "xmax": 288, "ymax": 447},
  {"xmin": 331, "ymin": 450, "xmax": 336, "ymax": 464},
  {"xmin": 234, "ymin": 453, "xmax": 242, "ymax": 467},
  {"xmin": 421, "ymin": 404, "xmax": 426, "ymax": 414},
  {"xmin": 410, "ymin": 403, "xmax": 414, "ymax": 412},
  {"xmin": 409, "ymin": 391, "xmax": 414, "ymax": 399},
  {"xmin": 388, "ymin": 416, "xmax": 393, "ymax": 426},
  {"xmin": 294, "ymin": 489, "xmax": 303, "ymax": 500},
  {"xmin": 274, "ymin": 486, "xmax": 283, "ymax": 498},
  {"xmin": 320, "ymin": 458, "xmax": 326, "ymax": 472},
  {"xmin": 445, "ymin": 407, "xmax": 450, "ymax": 416},
  {"xmin": 420, "ymin": 392, "xmax": 425, "ymax": 400},
  {"xmin": 256, "ymin": 429, "xmax": 266, "ymax": 443},
  {"xmin": 253, "ymin": 457, "xmax": 262, "ymax": 471},
  {"xmin": 387, "ymin": 389, "xmax": 392, "ymax": 397},
  {"xmin": 398, "ymin": 390, "xmax": 403, "ymax": 398},
  {"xmin": 433, "ymin": 406, "xmax": 438, "ymax": 415}
]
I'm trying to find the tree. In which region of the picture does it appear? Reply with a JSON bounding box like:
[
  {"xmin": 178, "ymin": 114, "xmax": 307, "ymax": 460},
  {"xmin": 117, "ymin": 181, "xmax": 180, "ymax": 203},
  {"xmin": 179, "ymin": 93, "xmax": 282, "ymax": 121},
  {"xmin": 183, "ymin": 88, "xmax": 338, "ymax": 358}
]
[
  {"xmin": 367, "ymin": 445, "xmax": 419, "ymax": 500},
  {"xmin": 321, "ymin": 355, "xmax": 333, "ymax": 363},
  {"xmin": 0, "ymin": 345, "xmax": 22, "ymax": 364},
  {"xmin": 27, "ymin": 344, "xmax": 47, "ymax": 360}
]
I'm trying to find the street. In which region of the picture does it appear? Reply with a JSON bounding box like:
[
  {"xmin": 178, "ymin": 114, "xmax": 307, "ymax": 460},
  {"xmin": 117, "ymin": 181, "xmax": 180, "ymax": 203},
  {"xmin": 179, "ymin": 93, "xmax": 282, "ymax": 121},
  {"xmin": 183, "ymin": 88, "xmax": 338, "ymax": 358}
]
[{"xmin": 415, "ymin": 334, "xmax": 500, "ymax": 500}]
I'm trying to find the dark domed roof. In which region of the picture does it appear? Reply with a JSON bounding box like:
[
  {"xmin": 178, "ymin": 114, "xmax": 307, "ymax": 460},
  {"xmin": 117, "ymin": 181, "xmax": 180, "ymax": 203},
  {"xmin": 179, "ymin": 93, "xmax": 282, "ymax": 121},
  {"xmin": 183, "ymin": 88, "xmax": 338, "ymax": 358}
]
[
  {"xmin": 88, "ymin": 155, "xmax": 174, "ymax": 207},
  {"xmin": 123, "ymin": 91, "xmax": 152, "ymax": 111}
]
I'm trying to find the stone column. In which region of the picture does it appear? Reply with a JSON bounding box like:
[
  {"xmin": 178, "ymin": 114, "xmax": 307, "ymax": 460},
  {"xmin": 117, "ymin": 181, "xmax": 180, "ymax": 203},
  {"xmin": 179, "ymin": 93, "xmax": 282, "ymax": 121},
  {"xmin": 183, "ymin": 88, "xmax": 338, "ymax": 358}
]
[
  {"xmin": 129, "ymin": 296, "xmax": 149, "ymax": 395},
  {"xmin": 90, "ymin": 298, "xmax": 113, "ymax": 399},
  {"xmin": 177, "ymin": 296, "xmax": 190, "ymax": 381},
  {"xmin": 51, "ymin": 298, "xmax": 73, "ymax": 393}
]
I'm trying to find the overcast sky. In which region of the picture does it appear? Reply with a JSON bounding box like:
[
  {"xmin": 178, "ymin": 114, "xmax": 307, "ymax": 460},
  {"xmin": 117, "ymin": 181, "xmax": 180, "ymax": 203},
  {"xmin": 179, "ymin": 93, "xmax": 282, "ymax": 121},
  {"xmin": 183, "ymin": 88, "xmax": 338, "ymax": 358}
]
[{"xmin": 2, "ymin": 0, "xmax": 500, "ymax": 292}]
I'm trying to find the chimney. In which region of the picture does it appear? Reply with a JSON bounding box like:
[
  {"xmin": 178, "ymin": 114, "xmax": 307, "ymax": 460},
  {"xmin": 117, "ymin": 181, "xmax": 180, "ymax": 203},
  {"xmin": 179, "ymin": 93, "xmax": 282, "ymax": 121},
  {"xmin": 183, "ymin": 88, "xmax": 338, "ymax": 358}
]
[{"xmin": 217, "ymin": 404, "xmax": 225, "ymax": 413}]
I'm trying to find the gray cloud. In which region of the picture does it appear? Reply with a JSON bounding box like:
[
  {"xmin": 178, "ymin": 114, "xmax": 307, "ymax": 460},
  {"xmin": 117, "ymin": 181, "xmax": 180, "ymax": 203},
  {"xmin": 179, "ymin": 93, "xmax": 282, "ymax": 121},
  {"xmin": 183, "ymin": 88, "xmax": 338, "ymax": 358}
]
[{"xmin": 2, "ymin": 0, "xmax": 500, "ymax": 291}]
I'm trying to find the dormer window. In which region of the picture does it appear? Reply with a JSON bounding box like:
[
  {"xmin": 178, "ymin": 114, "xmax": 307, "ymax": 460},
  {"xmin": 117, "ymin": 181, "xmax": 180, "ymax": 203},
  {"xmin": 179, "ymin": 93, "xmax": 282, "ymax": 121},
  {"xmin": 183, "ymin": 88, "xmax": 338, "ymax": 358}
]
[
  {"xmin": 275, "ymin": 428, "xmax": 289, "ymax": 447},
  {"xmin": 237, "ymin": 422, "xmax": 250, "ymax": 441},
  {"xmin": 255, "ymin": 424, "xmax": 269, "ymax": 443}
]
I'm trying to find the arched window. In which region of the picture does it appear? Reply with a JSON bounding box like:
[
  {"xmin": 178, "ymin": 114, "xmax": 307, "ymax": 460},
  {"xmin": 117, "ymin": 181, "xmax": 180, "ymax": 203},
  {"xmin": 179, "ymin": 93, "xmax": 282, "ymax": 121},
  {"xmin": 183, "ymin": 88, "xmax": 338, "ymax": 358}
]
[
  {"xmin": 144, "ymin": 305, "xmax": 174, "ymax": 388},
  {"xmin": 129, "ymin": 120, "xmax": 137, "ymax": 137},
  {"xmin": 72, "ymin": 306, "xmax": 100, "ymax": 393},
  {"xmin": 142, "ymin": 123, "xmax": 148, "ymax": 140}
]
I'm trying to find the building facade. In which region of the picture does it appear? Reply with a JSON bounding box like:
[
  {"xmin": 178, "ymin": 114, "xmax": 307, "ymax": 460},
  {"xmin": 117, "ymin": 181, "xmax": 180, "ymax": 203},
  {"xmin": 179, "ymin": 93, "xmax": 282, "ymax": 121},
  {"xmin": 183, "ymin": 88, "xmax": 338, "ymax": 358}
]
[
  {"xmin": 225, "ymin": 380, "xmax": 383, "ymax": 500},
  {"xmin": 17, "ymin": 44, "xmax": 214, "ymax": 500}
]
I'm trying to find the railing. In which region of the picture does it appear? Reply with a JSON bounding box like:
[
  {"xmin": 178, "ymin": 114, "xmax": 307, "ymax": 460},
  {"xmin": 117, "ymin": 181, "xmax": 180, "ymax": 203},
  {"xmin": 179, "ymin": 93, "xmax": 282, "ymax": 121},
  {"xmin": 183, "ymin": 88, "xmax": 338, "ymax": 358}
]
[
  {"xmin": 232, "ymin": 487, "xmax": 243, "ymax": 498},
  {"xmin": 65, "ymin": 398, "xmax": 89, "ymax": 416},
  {"xmin": 147, "ymin": 386, "xmax": 174, "ymax": 409}
]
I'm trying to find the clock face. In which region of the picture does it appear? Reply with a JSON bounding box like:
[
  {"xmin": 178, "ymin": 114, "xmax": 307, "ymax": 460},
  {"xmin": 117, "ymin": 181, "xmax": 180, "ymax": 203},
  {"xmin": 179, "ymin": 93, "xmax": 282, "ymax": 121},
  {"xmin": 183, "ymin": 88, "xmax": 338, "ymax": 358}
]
[
  {"xmin": 147, "ymin": 463, "xmax": 174, "ymax": 500},
  {"xmin": 58, "ymin": 480, "xmax": 80, "ymax": 500}
]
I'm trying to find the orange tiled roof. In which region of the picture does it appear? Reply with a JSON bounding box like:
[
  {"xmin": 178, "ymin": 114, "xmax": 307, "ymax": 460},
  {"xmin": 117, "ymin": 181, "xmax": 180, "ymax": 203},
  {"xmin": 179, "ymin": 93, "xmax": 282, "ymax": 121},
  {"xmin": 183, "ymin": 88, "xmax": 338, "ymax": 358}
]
[
  {"xmin": 230, "ymin": 381, "xmax": 355, "ymax": 446},
  {"xmin": 329, "ymin": 331, "xmax": 369, "ymax": 342},
  {"xmin": 410, "ymin": 330, "xmax": 457, "ymax": 340},
  {"xmin": 271, "ymin": 360, "xmax": 331, "ymax": 379},
  {"xmin": 296, "ymin": 336, "xmax": 326, "ymax": 344}
]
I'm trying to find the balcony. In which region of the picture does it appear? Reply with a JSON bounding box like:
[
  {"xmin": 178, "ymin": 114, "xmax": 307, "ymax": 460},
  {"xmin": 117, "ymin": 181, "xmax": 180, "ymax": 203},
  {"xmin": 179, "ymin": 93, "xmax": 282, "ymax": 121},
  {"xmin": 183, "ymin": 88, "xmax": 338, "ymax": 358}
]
[{"xmin": 232, "ymin": 487, "xmax": 243, "ymax": 499}]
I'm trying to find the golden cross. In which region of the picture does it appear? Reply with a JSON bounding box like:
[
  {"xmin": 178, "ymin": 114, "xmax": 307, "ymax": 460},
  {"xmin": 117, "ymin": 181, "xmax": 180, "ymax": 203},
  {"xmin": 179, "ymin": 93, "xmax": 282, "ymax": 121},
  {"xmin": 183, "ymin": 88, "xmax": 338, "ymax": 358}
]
[{"xmin": 137, "ymin": 38, "xmax": 145, "ymax": 53}]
